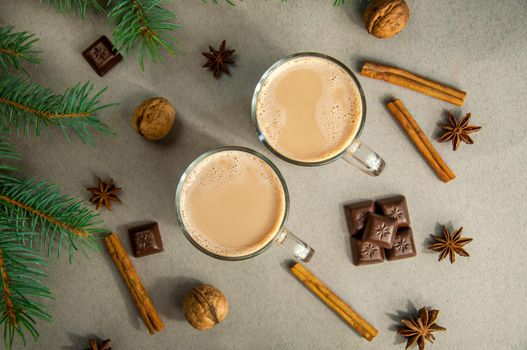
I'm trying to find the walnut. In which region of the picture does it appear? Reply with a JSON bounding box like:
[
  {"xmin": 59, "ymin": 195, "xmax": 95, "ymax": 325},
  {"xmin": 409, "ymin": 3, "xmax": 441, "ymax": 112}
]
[
  {"xmin": 183, "ymin": 284, "xmax": 228, "ymax": 331},
  {"xmin": 363, "ymin": 0, "xmax": 410, "ymax": 39},
  {"xmin": 132, "ymin": 97, "xmax": 176, "ymax": 141}
]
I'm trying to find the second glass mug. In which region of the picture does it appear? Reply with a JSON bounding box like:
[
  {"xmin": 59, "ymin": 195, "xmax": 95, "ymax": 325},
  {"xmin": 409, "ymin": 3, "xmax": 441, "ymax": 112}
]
[
  {"xmin": 251, "ymin": 52, "xmax": 385, "ymax": 176},
  {"xmin": 175, "ymin": 146, "xmax": 315, "ymax": 262}
]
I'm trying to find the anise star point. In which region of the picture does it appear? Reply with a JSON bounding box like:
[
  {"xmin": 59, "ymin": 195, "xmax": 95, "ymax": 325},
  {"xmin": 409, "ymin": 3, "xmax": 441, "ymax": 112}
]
[
  {"xmin": 86, "ymin": 338, "xmax": 112, "ymax": 350},
  {"xmin": 438, "ymin": 112, "xmax": 481, "ymax": 151},
  {"xmin": 398, "ymin": 307, "xmax": 446, "ymax": 350},
  {"xmin": 87, "ymin": 178, "xmax": 121, "ymax": 211},
  {"xmin": 429, "ymin": 225, "xmax": 473, "ymax": 263},
  {"xmin": 202, "ymin": 40, "xmax": 235, "ymax": 79}
]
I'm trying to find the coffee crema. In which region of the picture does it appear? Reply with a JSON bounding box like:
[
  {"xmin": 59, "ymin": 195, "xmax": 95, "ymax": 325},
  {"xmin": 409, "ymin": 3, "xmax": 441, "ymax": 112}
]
[
  {"xmin": 255, "ymin": 56, "xmax": 363, "ymax": 163},
  {"xmin": 179, "ymin": 150, "xmax": 286, "ymax": 258}
]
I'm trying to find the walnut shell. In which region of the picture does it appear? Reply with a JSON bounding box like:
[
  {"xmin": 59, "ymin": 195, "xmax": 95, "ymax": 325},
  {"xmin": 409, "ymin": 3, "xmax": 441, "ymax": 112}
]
[
  {"xmin": 132, "ymin": 97, "xmax": 176, "ymax": 141},
  {"xmin": 363, "ymin": 0, "xmax": 410, "ymax": 39},
  {"xmin": 183, "ymin": 284, "xmax": 228, "ymax": 331}
]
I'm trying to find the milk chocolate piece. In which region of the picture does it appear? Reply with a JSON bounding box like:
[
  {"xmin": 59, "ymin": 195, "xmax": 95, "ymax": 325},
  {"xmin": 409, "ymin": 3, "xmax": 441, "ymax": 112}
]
[
  {"xmin": 82, "ymin": 35, "xmax": 122, "ymax": 76},
  {"xmin": 362, "ymin": 213, "xmax": 398, "ymax": 249},
  {"xmin": 128, "ymin": 223, "xmax": 163, "ymax": 257},
  {"xmin": 344, "ymin": 200, "xmax": 375, "ymax": 236},
  {"xmin": 376, "ymin": 195, "xmax": 411, "ymax": 228},
  {"xmin": 351, "ymin": 237, "xmax": 385, "ymax": 265},
  {"xmin": 386, "ymin": 227, "xmax": 417, "ymax": 261}
]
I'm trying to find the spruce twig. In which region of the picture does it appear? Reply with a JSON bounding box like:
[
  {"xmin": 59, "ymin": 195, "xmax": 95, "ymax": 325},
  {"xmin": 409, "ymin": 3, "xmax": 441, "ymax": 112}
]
[
  {"xmin": 0, "ymin": 75, "xmax": 112, "ymax": 143},
  {"xmin": 0, "ymin": 178, "xmax": 104, "ymax": 260},
  {"xmin": 107, "ymin": 0, "xmax": 181, "ymax": 69},
  {"xmin": 0, "ymin": 26, "xmax": 41, "ymax": 74},
  {"xmin": 43, "ymin": 0, "xmax": 105, "ymax": 18},
  {"xmin": 0, "ymin": 137, "xmax": 104, "ymax": 349},
  {"xmin": 0, "ymin": 231, "xmax": 52, "ymax": 350}
]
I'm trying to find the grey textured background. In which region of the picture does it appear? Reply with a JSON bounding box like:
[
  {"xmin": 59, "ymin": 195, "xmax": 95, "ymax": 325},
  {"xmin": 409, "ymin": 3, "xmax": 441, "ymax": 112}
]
[{"xmin": 2, "ymin": 0, "xmax": 527, "ymax": 349}]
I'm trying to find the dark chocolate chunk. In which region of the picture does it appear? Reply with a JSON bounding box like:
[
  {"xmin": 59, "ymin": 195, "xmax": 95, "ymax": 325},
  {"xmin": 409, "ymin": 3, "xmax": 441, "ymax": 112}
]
[
  {"xmin": 386, "ymin": 227, "xmax": 417, "ymax": 261},
  {"xmin": 82, "ymin": 36, "xmax": 122, "ymax": 76},
  {"xmin": 376, "ymin": 195, "xmax": 411, "ymax": 228},
  {"xmin": 344, "ymin": 200, "xmax": 375, "ymax": 236},
  {"xmin": 362, "ymin": 213, "xmax": 398, "ymax": 249},
  {"xmin": 128, "ymin": 223, "xmax": 163, "ymax": 257},
  {"xmin": 351, "ymin": 237, "xmax": 385, "ymax": 265}
]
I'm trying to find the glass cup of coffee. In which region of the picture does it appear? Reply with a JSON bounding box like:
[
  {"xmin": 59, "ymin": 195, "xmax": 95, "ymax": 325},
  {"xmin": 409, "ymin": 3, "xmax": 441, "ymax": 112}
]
[
  {"xmin": 252, "ymin": 52, "xmax": 384, "ymax": 176},
  {"xmin": 175, "ymin": 146, "xmax": 315, "ymax": 262}
]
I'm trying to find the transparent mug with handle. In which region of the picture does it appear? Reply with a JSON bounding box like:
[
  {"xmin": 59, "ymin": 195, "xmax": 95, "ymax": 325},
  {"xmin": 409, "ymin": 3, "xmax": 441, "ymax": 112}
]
[
  {"xmin": 251, "ymin": 52, "xmax": 384, "ymax": 176},
  {"xmin": 175, "ymin": 146, "xmax": 314, "ymax": 262}
]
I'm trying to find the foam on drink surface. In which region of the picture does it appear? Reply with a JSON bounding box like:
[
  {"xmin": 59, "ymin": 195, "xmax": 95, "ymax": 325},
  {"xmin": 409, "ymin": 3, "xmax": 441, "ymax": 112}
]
[
  {"xmin": 256, "ymin": 56, "xmax": 362, "ymax": 163},
  {"xmin": 179, "ymin": 150, "xmax": 286, "ymax": 257}
]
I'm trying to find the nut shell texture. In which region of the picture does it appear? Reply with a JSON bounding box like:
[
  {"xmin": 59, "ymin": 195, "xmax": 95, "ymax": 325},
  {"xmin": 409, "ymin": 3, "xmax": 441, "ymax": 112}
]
[
  {"xmin": 132, "ymin": 97, "xmax": 176, "ymax": 141},
  {"xmin": 183, "ymin": 284, "xmax": 228, "ymax": 331},
  {"xmin": 363, "ymin": 0, "xmax": 410, "ymax": 39}
]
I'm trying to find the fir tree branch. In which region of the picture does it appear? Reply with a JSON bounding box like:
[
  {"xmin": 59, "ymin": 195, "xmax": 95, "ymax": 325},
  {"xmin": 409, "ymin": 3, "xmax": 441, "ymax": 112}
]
[
  {"xmin": 0, "ymin": 178, "xmax": 105, "ymax": 259},
  {"xmin": 0, "ymin": 75, "xmax": 112, "ymax": 143},
  {"xmin": 0, "ymin": 26, "xmax": 41, "ymax": 74},
  {"xmin": 0, "ymin": 138, "xmax": 104, "ymax": 349},
  {"xmin": 43, "ymin": 0, "xmax": 105, "ymax": 18},
  {"xmin": 107, "ymin": 0, "xmax": 181, "ymax": 69},
  {"xmin": 0, "ymin": 229, "xmax": 52, "ymax": 350}
]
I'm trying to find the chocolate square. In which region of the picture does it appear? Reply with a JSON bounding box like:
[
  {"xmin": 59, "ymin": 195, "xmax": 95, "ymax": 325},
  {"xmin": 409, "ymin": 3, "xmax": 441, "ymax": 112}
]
[
  {"xmin": 386, "ymin": 227, "xmax": 417, "ymax": 261},
  {"xmin": 82, "ymin": 36, "xmax": 122, "ymax": 76},
  {"xmin": 376, "ymin": 195, "xmax": 411, "ymax": 228},
  {"xmin": 351, "ymin": 237, "xmax": 384, "ymax": 265},
  {"xmin": 128, "ymin": 223, "xmax": 163, "ymax": 257},
  {"xmin": 362, "ymin": 213, "xmax": 398, "ymax": 249},
  {"xmin": 344, "ymin": 200, "xmax": 375, "ymax": 236}
]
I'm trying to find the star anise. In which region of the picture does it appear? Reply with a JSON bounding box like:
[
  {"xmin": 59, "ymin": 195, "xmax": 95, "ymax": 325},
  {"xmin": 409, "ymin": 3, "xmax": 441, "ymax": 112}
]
[
  {"xmin": 429, "ymin": 225, "xmax": 472, "ymax": 263},
  {"xmin": 86, "ymin": 338, "xmax": 112, "ymax": 350},
  {"xmin": 438, "ymin": 112, "xmax": 481, "ymax": 151},
  {"xmin": 87, "ymin": 178, "xmax": 121, "ymax": 211},
  {"xmin": 398, "ymin": 307, "xmax": 446, "ymax": 350},
  {"xmin": 202, "ymin": 40, "xmax": 235, "ymax": 79}
]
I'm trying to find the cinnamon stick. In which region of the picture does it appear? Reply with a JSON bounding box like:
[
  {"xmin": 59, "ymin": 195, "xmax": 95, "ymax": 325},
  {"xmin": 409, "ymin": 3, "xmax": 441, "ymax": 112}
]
[
  {"xmin": 290, "ymin": 263, "xmax": 378, "ymax": 341},
  {"xmin": 386, "ymin": 99, "xmax": 455, "ymax": 182},
  {"xmin": 361, "ymin": 62, "xmax": 466, "ymax": 106},
  {"xmin": 104, "ymin": 234, "xmax": 164, "ymax": 334}
]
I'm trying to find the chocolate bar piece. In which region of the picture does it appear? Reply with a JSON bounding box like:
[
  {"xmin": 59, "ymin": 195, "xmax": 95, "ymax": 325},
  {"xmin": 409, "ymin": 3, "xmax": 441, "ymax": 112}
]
[
  {"xmin": 344, "ymin": 200, "xmax": 375, "ymax": 236},
  {"xmin": 82, "ymin": 35, "xmax": 122, "ymax": 76},
  {"xmin": 386, "ymin": 227, "xmax": 417, "ymax": 261},
  {"xmin": 362, "ymin": 213, "xmax": 398, "ymax": 249},
  {"xmin": 351, "ymin": 237, "xmax": 384, "ymax": 265},
  {"xmin": 128, "ymin": 223, "xmax": 163, "ymax": 257},
  {"xmin": 376, "ymin": 195, "xmax": 411, "ymax": 228}
]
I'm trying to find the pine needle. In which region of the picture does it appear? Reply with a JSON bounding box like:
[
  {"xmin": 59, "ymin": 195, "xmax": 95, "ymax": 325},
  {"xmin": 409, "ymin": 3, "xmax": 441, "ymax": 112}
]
[
  {"xmin": 0, "ymin": 75, "xmax": 113, "ymax": 143},
  {"xmin": 0, "ymin": 137, "xmax": 105, "ymax": 349},
  {"xmin": 0, "ymin": 228, "xmax": 52, "ymax": 350},
  {"xmin": 107, "ymin": 0, "xmax": 181, "ymax": 69},
  {"xmin": 0, "ymin": 26, "xmax": 41, "ymax": 74},
  {"xmin": 43, "ymin": 0, "xmax": 105, "ymax": 18}
]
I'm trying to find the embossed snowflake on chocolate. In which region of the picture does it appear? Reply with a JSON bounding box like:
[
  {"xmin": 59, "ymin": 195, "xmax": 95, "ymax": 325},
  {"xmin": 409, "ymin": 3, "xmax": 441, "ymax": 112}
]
[
  {"xmin": 93, "ymin": 47, "xmax": 107, "ymax": 61},
  {"xmin": 361, "ymin": 243, "xmax": 380, "ymax": 258},
  {"xmin": 386, "ymin": 206, "xmax": 404, "ymax": 220},
  {"xmin": 393, "ymin": 236, "xmax": 411, "ymax": 253},
  {"xmin": 136, "ymin": 231, "xmax": 155, "ymax": 250},
  {"xmin": 354, "ymin": 211, "xmax": 368, "ymax": 228},
  {"xmin": 374, "ymin": 223, "xmax": 390, "ymax": 240}
]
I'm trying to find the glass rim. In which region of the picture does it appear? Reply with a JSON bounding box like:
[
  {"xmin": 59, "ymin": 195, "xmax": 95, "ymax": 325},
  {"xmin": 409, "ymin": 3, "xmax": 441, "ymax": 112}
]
[
  {"xmin": 175, "ymin": 146, "xmax": 290, "ymax": 261},
  {"xmin": 250, "ymin": 52, "xmax": 367, "ymax": 167}
]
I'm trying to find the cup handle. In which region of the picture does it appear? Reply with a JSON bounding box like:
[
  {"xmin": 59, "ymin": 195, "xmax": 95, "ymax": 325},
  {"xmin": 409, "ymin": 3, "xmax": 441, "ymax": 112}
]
[
  {"xmin": 275, "ymin": 228, "xmax": 315, "ymax": 262},
  {"xmin": 342, "ymin": 140, "xmax": 385, "ymax": 176}
]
